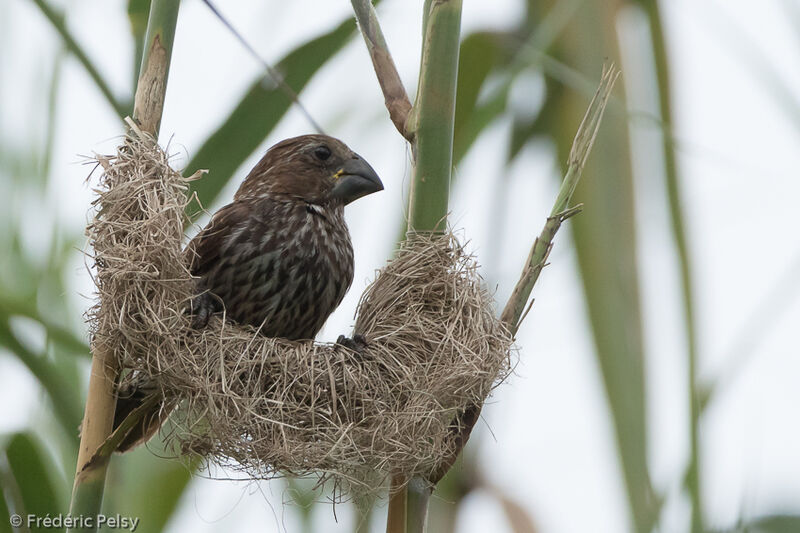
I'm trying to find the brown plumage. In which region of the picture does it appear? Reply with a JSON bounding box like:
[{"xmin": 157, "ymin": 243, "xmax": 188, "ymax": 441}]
[{"xmin": 113, "ymin": 134, "xmax": 383, "ymax": 452}]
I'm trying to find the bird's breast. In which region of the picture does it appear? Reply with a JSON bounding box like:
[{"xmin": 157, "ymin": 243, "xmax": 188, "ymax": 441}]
[{"xmin": 206, "ymin": 203, "xmax": 354, "ymax": 340}]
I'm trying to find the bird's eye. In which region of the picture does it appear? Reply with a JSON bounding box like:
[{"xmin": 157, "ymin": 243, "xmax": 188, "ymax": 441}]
[{"xmin": 314, "ymin": 145, "xmax": 331, "ymax": 161}]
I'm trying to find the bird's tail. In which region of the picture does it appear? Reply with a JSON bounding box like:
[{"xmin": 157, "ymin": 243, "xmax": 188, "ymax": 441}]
[{"xmin": 113, "ymin": 381, "xmax": 170, "ymax": 453}]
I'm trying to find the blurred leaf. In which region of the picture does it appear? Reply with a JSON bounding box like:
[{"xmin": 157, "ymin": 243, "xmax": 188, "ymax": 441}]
[
  {"xmin": 352, "ymin": 491, "xmax": 376, "ymax": 533},
  {"xmin": 428, "ymin": 459, "xmax": 472, "ymax": 533},
  {"xmin": 634, "ymin": 1, "xmax": 704, "ymax": 530},
  {"xmin": 284, "ymin": 478, "xmax": 316, "ymax": 533},
  {"xmin": 490, "ymin": 490, "xmax": 538, "ymax": 533},
  {"xmin": 701, "ymin": 247, "xmax": 800, "ymax": 411},
  {"xmin": 0, "ymin": 319, "xmax": 84, "ymax": 438},
  {"xmin": 453, "ymin": 32, "xmax": 509, "ymax": 163},
  {"xmin": 103, "ymin": 446, "xmax": 195, "ymax": 533},
  {"xmin": 0, "ymin": 227, "xmax": 89, "ymax": 359},
  {"xmin": 4, "ymin": 433, "xmax": 66, "ymax": 528},
  {"xmin": 0, "ymin": 453, "xmax": 25, "ymax": 533},
  {"xmin": 0, "ymin": 478, "xmax": 10, "ymax": 533},
  {"xmin": 185, "ymin": 17, "xmax": 358, "ymax": 210},
  {"xmin": 458, "ymin": 90, "xmax": 511, "ymax": 167},
  {"xmin": 0, "ymin": 298, "xmax": 88, "ymax": 358},
  {"xmin": 783, "ymin": 0, "xmax": 800, "ymax": 40},
  {"xmin": 716, "ymin": 515, "xmax": 800, "ymax": 533},
  {"xmin": 507, "ymin": 93, "xmax": 550, "ymax": 162},
  {"xmin": 38, "ymin": 48, "xmax": 64, "ymax": 183},
  {"xmin": 31, "ymin": 0, "xmax": 129, "ymax": 118},
  {"xmin": 507, "ymin": 66, "xmax": 560, "ymax": 161},
  {"xmin": 541, "ymin": 1, "xmax": 656, "ymax": 531},
  {"xmin": 0, "ymin": 224, "xmax": 38, "ymax": 302},
  {"xmin": 128, "ymin": 0, "xmax": 152, "ymax": 90},
  {"xmin": 743, "ymin": 515, "xmax": 800, "ymax": 533},
  {"xmin": 508, "ymin": 0, "xmax": 583, "ymax": 160}
]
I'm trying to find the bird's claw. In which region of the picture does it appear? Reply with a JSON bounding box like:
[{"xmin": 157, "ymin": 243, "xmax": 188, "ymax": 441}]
[
  {"xmin": 188, "ymin": 292, "xmax": 215, "ymax": 329},
  {"xmin": 335, "ymin": 334, "xmax": 369, "ymax": 354}
]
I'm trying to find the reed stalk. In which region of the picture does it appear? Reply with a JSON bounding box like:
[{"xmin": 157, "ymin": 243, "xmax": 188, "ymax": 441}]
[
  {"xmin": 352, "ymin": 1, "xmax": 462, "ymax": 530},
  {"xmin": 67, "ymin": 2, "xmax": 180, "ymax": 530}
]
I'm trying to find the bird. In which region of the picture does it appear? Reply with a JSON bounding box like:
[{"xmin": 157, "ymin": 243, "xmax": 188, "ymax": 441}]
[{"xmin": 112, "ymin": 134, "xmax": 384, "ymax": 452}]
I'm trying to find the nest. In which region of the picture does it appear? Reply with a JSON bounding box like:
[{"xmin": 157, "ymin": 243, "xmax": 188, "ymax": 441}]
[{"xmin": 87, "ymin": 132, "xmax": 513, "ymax": 492}]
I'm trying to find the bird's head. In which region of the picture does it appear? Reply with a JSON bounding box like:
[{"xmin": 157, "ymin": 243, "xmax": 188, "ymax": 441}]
[{"xmin": 234, "ymin": 134, "xmax": 384, "ymax": 206}]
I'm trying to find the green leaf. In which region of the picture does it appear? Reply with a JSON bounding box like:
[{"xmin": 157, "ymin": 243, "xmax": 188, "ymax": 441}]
[
  {"xmin": 30, "ymin": 0, "xmax": 129, "ymax": 118},
  {"xmin": 0, "ymin": 319, "xmax": 84, "ymax": 439},
  {"xmin": 427, "ymin": 460, "xmax": 471, "ymax": 533},
  {"xmin": 0, "ymin": 299, "xmax": 88, "ymax": 358},
  {"xmin": 542, "ymin": 2, "xmax": 656, "ymax": 531},
  {"xmin": 453, "ymin": 32, "xmax": 507, "ymax": 163},
  {"xmin": 739, "ymin": 515, "xmax": 800, "ymax": 533},
  {"xmin": 635, "ymin": 2, "xmax": 703, "ymax": 530},
  {"xmin": 128, "ymin": 0, "xmax": 152, "ymax": 90},
  {"xmin": 0, "ymin": 471, "xmax": 11, "ymax": 533},
  {"xmin": 508, "ymin": 0, "xmax": 586, "ymax": 161},
  {"xmin": 185, "ymin": 17, "xmax": 357, "ymax": 211},
  {"xmin": 456, "ymin": 89, "xmax": 509, "ymax": 165},
  {"xmin": 284, "ymin": 478, "xmax": 316, "ymax": 533},
  {"xmin": 4, "ymin": 433, "xmax": 66, "ymax": 529},
  {"xmin": 713, "ymin": 515, "xmax": 800, "ymax": 533},
  {"xmin": 507, "ymin": 81, "xmax": 555, "ymax": 161},
  {"xmin": 102, "ymin": 445, "xmax": 196, "ymax": 533}
]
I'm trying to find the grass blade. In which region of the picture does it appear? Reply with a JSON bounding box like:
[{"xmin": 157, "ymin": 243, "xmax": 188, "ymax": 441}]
[
  {"xmin": 5, "ymin": 433, "xmax": 67, "ymax": 527},
  {"xmin": 543, "ymin": 2, "xmax": 656, "ymax": 529},
  {"xmin": 636, "ymin": 1, "xmax": 703, "ymax": 530}
]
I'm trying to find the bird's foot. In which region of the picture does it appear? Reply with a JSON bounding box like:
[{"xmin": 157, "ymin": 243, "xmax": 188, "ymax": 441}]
[
  {"xmin": 188, "ymin": 292, "xmax": 215, "ymax": 329},
  {"xmin": 335, "ymin": 334, "xmax": 369, "ymax": 354}
]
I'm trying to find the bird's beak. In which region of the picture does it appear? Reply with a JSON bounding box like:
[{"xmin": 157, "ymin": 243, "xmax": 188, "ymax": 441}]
[{"xmin": 330, "ymin": 156, "xmax": 384, "ymax": 205}]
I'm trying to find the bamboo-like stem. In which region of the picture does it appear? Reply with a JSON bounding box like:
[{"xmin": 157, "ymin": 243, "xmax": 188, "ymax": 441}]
[
  {"xmin": 386, "ymin": 476, "xmax": 407, "ymax": 533},
  {"xmin": 68, "ymin": 2, "xmax": 180, "ymax": 531},
  {"xmin": 406, "ymin": 0, "xmax": 462, "ymax": 234},
  {"xmin": 351, "ymin": 0, "xmax": 462, "ymax": 531},
  {"xmin": 402, "ymin": 2, "xmax": 462, "ymax": 530},
  {"xmin": 640, "ymin": 2, "xmax": 703, "ymax": 531},
  {"xmin": 500, "ymin": 65, "xmax": 619, "ymax": 333},
  {"xmin": 31, "ymin": 0, "xmax": 129, "ymax": 118},
  {"xmin": 68, "ymin": 345, "xmax": 119, "ymax": 532},
  {"xmin": 405, "ymin": 478, "xmax": 431, "ymax": 533},
  {"xmin": 132, "ymin": 0, "xmax": 181, "ymax": 137},
  {"xmin": 350, "ymin": 0, "xmax": 413, "ymax": 141}
]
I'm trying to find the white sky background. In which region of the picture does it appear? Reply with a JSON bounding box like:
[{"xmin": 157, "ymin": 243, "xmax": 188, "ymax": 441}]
[{"xmin": 1, "ymin": 0, "xmax": 799, "ymax": 532}]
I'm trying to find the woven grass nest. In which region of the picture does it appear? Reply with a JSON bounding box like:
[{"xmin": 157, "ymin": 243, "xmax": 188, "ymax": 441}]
[{"xmin": 87, "ymin": 133, "xmax": 513, "ymax": 492}]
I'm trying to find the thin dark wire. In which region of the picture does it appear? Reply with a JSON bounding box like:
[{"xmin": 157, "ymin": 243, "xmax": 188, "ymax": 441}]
[{"xmin": 201, "ymin": 0, "xmax": 325, "ymax": 134}]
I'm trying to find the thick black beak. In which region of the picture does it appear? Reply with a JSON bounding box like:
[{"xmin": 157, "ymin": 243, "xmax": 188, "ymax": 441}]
[{"xmin": 330, "ymin": 156, "xmax": 384, "ymax": 205}]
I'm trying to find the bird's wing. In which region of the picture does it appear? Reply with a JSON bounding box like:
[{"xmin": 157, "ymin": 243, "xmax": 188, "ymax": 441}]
[{"xmin": 186, "ymin": 200, "xmax": 256, "ymax": 277}]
